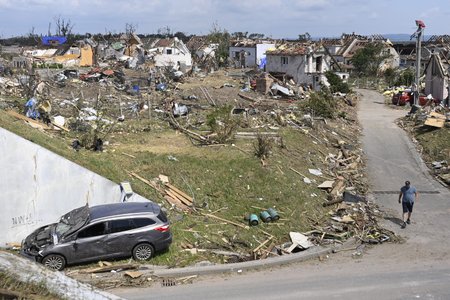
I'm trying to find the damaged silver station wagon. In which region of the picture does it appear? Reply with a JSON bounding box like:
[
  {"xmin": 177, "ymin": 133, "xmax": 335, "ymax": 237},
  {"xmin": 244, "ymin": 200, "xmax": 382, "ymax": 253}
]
[{"xmin": 21, "ymin": 201, "xmax": 172, "ymax": 271}]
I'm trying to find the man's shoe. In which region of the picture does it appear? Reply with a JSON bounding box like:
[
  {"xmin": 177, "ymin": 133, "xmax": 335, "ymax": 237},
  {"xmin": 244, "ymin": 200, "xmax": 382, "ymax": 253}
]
[
  {"xmin": 401, "ymin": 222, "xmax": 406, "ymax": 229},
  {"xmin": 406, "ymin": 219, "xmax": 411, "ymax": 224}
]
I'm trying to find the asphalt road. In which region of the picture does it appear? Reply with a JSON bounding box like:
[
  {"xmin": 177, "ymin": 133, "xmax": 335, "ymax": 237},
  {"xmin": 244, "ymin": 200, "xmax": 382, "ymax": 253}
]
[{"xmin": 112, "ymin": 89, "xmax": 450, "ymax": 300}]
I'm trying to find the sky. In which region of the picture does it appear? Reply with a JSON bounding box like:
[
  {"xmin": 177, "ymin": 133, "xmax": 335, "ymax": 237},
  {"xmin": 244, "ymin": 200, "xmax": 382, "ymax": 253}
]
[{"xmin": 0, "ymin": 0, "xmax": 449, "ymax": 39}]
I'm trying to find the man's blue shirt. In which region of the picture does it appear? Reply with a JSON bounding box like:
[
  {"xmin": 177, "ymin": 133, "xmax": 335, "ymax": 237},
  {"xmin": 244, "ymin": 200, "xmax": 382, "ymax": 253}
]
[{"xmin": 400, "ymin": 186, "xmax": 416, "ymax": 203}]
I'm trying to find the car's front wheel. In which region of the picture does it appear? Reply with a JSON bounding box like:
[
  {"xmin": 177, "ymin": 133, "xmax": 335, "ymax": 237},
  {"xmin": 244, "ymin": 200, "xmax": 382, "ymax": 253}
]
[
  {"xmin": 42, "ymin": 254, "xmax": 66, "ymax": 271},
  {"xmin": 132, "ymin": 243, "xmax": 154, "ymax": 261}
]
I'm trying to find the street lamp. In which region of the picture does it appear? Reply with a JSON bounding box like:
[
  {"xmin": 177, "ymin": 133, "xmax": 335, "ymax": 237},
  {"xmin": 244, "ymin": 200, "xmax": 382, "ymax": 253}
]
[{"xmin": 411, "ymin": 20, "xmax": 425, "ymax": 105}]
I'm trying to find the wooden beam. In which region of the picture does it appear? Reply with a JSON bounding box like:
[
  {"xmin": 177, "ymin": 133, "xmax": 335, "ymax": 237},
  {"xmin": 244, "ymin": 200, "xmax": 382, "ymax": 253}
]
[
  {"xmin": 202, "ymin": 213, "xmax": 249, "ymax": 230},
  {"xmin": 165, "ymin": 183, "xmax": 193, "ymax": 203}
]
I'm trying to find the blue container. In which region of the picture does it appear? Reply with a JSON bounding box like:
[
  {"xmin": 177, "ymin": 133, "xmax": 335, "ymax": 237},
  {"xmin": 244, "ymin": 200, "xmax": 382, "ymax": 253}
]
[
  {"xmin": 267, "ymin": 208, "xmax": 280, "ymax": 221},
  {"xmin": 249, "ymin": 214, "xmax": 259, "ymax": 226},
  {"xmin": 260, "ymin": 211, "xmax": 272, "ymax": 223}
]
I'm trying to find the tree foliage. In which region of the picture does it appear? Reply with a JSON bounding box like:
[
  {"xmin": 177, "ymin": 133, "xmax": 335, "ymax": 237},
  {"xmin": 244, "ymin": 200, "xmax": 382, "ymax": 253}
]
[
  {"xmin": 383, "ymin": 67, "xmax": 396, "ymax": 86},
  {"xmin": 298, "ymin": 32, "xmax": 311, "ymax": 42},
  {"xmin": 54, "ymin": 15, "xmax": 74, "ymax": 37},
  {"xmin": 325, "ymin": 71, "xmax": 351, "ymax": 93},
  {"xmin": 231, "ymin": 32, "xmax": 248, "ymax": 39},
  {"xmin": 352, "ymin": 43, "xmax": 391, "ymax": 76},
  {"xmin": 394, "ymin": 68, "xmax": 415, "ymax": 86},
  {"xmin": 248, "ymin": 33, "xmax": 265, "ymax": 39},
  {"xmin": 207, "ymin": 22, "xmax": 231, "ymax": 67}
]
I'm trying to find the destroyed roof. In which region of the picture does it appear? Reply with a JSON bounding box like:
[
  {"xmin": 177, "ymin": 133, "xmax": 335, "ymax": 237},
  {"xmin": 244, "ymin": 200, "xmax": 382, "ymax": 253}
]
[
  {"xmin": 267, "ymin": 42, "xmax": 324, "ymax": 56},
  {"xmin": 119, "ymin": 32, "xmax": 143, "ymax": 46},
  {"xmin": 336, "ymin": 38, "xmax": 391, "ymax": 58},
  {"xmin": 319, "ymin": 38, "xmax": 344, "ymax": 47},
  {"xmin": 426, "ymin": 35, "xmax": 450, "ymax": 46},
  {"xmin": 230, "ymin": 38, "xmax": 276, "ymax": 47},
  {"xmin": 186, "ymin": 36, "xmax": 208, "ymax": 51},
  {"xmin": 424, "ymin": 51, "xmax": 450, "ymax": 78},
  {"xmin": 154, "ymin": 38, "xmax": 173, "ymax": 48}
]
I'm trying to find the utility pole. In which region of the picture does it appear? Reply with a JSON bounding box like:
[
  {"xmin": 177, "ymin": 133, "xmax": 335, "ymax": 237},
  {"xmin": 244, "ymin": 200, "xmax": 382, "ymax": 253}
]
[{"xmin": 411, "ymin": 20, "xmax": 426, "ymax": 105}]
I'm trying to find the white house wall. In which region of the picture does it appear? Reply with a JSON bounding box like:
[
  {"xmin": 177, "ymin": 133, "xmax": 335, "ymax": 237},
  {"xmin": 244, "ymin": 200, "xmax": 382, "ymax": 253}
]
[
  {"xmin": 425, "ymin": 75, "xmax": 448, "ymax": 100},
  {"xmin": 154, "ymin": 53, "xmax": 192, "ymax": 68},
  {"xmin": 255, "ymin": 44, "xmax": 276, "ymax": 65},
  {"xmin": 266, "ymin": 55, "xmax": 307, "ymax": 84},
  {"xmin": 229, "ymin": 47, "xmax": 257, "ymax": 67},
  {"xmin": 266, "ymin": 53, "xmax": 332, "ymax": 89},
  {"xmin": 0, "ymin": 128, "xmax": 149, "ymax": 246}
]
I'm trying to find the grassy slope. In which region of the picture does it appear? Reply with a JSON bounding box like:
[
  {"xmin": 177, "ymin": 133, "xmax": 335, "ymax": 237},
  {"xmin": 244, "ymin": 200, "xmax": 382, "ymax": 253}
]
[{"xmin": 0, "ymin": 109, "xmax": 330, "ymax": 267}]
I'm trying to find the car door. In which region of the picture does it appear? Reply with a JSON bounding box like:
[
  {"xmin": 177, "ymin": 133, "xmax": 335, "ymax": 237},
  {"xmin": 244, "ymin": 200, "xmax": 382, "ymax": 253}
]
[
  {"xmin": 70, "ymin": 222, "xmax": 109, "ymax": 263},
  {"xmin": 104, "ymin": 219, "xmax": 136, "ymax": 257}
]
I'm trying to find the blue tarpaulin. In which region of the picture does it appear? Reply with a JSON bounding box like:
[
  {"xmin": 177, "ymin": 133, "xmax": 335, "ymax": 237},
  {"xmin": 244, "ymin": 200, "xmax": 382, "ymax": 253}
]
[
  {"xmin": 41, "ymin": 36, "xmax": 67, "ymax": 45},
  {"xmin": 25, "ymin": 97, "xmax": 40, "ymax": 119},
  {"xmin": 258, "ymin": 56, "xmax": 267, "ymax": 69}
]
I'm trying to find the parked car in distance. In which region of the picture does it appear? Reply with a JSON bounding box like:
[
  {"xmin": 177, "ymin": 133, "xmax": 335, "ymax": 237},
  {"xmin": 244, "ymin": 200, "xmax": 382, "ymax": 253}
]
[
  {"xmin": 21, "ymin": 201, "xmax": 172, "ymax": 271},
  {"xmin": 391, "ymin": 90, "xmax": 412, "ymax": 106},
  {"xmin": 392, "ymin": 91, "xmax": 440, "ymax": 106}
]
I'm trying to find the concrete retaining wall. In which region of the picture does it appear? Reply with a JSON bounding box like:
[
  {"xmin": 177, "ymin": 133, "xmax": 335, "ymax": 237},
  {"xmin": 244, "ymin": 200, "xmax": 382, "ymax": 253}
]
[{"xmin": 0, "ymin": 128, "xmax": 148, "ymax": 246}]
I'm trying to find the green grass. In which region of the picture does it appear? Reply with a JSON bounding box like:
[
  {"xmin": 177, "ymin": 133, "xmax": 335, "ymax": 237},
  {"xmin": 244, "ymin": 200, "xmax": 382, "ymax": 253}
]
[
  {"xmin": 0, "ymin": 271, "xmax": 63, "ymax": 299},
  {"xmin": 1, "ymin": 109, "xmax": 330, "ymax": 267},
  {"xmin": 414, "ymin": 125, "xmax": 450, "ymax": 162}
]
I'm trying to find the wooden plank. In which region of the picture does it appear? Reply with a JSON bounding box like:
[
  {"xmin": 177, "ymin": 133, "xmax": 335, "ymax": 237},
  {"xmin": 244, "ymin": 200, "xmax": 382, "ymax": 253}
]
[
  {"xmin": 166, "ymin": 188, "xmax": 192, "ymax": 206},
  {"xmin": 166, "ymin": 189, "xmax": 192, "ymax": 207},
  {"xmin": 81, "ymin": 264, "xmax": 137, "ymax": 274},
  {"xmin": 429, "ymin": 112, "xmax": 446, "ymax": 120},
  {"xmin": 424, "ymin": 117, "xmax": 445, "ymax": 128},
  {"xmin": 51, "ymin": 121, "xmax": 70, "ymax": 132},
  {"xmin": 289, "ymin": 167, "xmax": 307, "ymax": 178},
  {"xmin": 6, "ymin": 110, "xmax": 52, "ymax": 130},
  {"xmin": 165, "ymin": 183, "xmax": 193, "ymax": 203},
  {"xmin": 253, "ymin": 236, "xmax": 273, "ymax": 253},
  {"xmin": 318, "ymin": 180, "xmax": 335, "ymax": 189},
  {"xmin": 164, "ymin": 195, "xmax": 190, "ymax": 211},
  {"xmin": 128, "ymin": 171, "xmax": 164, "ymax": 193},
  {"xmin": 122, "ymin": 152, "xmax": 136, "ymax": 159},
  {"xmin": 238, "ymin": 93, "xmax": 257, "ymax": 102},
  {"xmin": 165, "ymin": 185, "xmax": 192, "ymax": 204},
  {"xmin": 125, "ymin": 271, "xmax": 143, "ymax": 278},
  {"xmin": 202, "ymin": 213, "xmax": 249, "ymax": 230}
]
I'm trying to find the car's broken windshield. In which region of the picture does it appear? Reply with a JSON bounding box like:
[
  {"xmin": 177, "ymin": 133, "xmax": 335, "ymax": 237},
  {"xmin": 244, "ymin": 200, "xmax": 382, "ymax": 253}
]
[{"xmin": 55, "ymin": 204, "xmax": 90, "ymax": 237}]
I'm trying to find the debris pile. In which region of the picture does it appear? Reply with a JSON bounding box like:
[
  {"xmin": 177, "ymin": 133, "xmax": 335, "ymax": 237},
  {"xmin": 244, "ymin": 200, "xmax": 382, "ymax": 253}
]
[{"xmin": 397, "ymin": 103, "xmax": 450, "ymax": 187}]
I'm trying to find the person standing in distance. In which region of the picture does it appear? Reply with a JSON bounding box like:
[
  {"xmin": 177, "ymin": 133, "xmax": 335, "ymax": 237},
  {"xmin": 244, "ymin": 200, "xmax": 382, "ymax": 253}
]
[{"xmin": 398, "ymin": 180, "xmax": 418, "ymax": 228}]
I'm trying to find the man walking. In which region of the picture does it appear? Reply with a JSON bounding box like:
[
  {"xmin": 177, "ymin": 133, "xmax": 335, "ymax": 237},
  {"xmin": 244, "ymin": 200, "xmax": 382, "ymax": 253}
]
[{"xmin": 398, "ymin": 181, "xmax": 418, "ymax": 228}]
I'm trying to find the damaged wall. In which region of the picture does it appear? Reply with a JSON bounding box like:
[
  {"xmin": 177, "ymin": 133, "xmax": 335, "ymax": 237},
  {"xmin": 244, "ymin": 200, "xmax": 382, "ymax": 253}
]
[
  {"xmin": 0, "ymin": 128, "xmax": 148, "ymax": 246},
  {"xmin": 266, "ymin": 53, "xmax": 331, "ymax": 89},
  {"xmin": 424, "ymin": 54, "xmax": 449, "ymax": 101}
]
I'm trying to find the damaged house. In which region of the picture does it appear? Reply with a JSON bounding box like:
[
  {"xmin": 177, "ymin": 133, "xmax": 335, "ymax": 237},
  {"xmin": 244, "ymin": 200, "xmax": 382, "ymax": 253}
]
[
  {"xmin": 148, "ymin": 37, "xmax": 192, "ymax": 71},
  {"xmin": 229, "ymin": 39, "xmax": 276, "ymax": 68},
  {"xmin": 24, "ymin": 40, "xmax": 94, "ymax": 68},
  {"xmin": 186, "ymin": 36, "xmax": 218, "ymax": 60},
  {"xmin": 265, "ymin": 43, "xmax": 332, "ymax": 90},
  {"xmin": 324, "ymin": 33, "xmax": 400, "ymax": 74},
  {"xmin": 423, "ymin": 50, "xmax": 450, "ymax": 102},
  {"xmin": 186, "ymin": 35, "xmax": 218, "ymax": 71}
]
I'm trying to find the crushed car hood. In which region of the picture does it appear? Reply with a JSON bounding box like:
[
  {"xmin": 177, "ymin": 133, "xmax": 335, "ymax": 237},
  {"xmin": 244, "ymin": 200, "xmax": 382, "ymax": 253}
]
[{"xmin": 22, "ymin": 223, "xmax": 56, "ymax": 256}]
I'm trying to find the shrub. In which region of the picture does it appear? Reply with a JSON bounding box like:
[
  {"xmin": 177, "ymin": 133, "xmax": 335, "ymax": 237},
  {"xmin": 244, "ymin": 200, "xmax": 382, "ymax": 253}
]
[
  {"xmin": 303, "ymin": 91, "xmax": 336, "ymax": 119},
  {"xmin": 206, "ymin": 105, "xmax": 240, "ymax": 143},
  {"xmin": 253, "ymin": 133, "xmax": 273, "ymax": 160},
  {"xmin": 325, "ymin": 71, "xmax": 351, "ymax": 94}
]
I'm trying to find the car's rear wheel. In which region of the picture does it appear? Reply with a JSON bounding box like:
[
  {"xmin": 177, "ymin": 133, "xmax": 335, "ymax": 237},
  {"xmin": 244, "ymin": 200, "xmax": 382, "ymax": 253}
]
[
  {"xmin": 42, "ymin": 254, "xmax": 66, "ymax": 271},
  {"xmin": 132, "ymin": 243, "xmax": 154, "ymax": 261}
]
